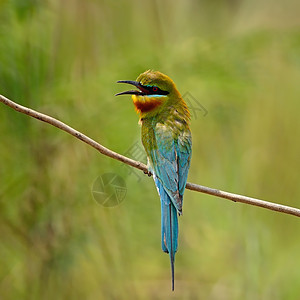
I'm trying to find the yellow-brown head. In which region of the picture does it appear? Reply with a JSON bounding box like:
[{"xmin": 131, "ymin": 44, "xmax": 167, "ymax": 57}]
[{"xmin": 116, "ymin": 70, "xmax": 183, "ymax": 118}]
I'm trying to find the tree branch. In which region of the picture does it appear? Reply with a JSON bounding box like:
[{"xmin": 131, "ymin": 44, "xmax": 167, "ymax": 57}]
[{"xmin": 1, "ymin": 94, "xmax": 300, "ymax": 218}]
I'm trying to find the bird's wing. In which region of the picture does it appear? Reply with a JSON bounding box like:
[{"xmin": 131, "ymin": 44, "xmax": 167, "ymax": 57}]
[
  {"xmin": 177, "ymin": 129, "xmax": 192, "ymax": 197},
  {"xmin": 148, "ymin": 123, "xmax": 192, "ymax": 213}
]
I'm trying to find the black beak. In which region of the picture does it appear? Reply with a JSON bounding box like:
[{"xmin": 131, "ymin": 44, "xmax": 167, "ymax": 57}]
[{"xmin": 115, "ymin": 80, "xmax": 146, "ymax": 96}]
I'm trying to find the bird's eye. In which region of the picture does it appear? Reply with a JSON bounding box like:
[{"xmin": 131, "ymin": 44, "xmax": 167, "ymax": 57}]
[{"xmin": 153, "ymin": 86, "xmax": 158, "ymax": 92}]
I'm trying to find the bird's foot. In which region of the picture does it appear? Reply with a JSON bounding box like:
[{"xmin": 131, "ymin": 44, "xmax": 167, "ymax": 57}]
[{"xmin": 144, "ymin": 170, "xmax": 152, "ymax": 177}]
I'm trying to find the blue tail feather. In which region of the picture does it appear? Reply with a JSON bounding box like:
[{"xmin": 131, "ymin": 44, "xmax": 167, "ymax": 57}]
[{"xmin": 156, "ymin": 177, "xmax": 178, "ymax": 291}]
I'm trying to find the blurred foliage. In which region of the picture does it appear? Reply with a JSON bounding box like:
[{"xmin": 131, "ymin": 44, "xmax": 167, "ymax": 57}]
[{"xmin": 1, "ymin": 0, "xmax": 300, "ymax": 299}]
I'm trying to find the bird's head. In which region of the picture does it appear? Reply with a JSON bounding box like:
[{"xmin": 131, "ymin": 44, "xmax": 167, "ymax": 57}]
[{"xmin": 116, "ymin": 70, "xmax": 181, "ymax": 117}]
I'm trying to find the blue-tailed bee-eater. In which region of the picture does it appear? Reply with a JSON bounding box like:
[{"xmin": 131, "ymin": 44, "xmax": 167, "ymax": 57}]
[{"xmin": 116, "ymin": 70, "xmax": 192, "ymax": 290}]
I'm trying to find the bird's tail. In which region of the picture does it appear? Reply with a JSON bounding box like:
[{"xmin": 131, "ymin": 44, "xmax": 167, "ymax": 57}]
[
  {"xmin": 155, "ymin": 177, "xmax": 178, "ymax": 290},
  {"xmin": 161, "ymin": 199, "xmax": 178, "ymax": 291},
  {"xmin": 161, "ymin": 191, "xmax": 178, "ymax": 291}
]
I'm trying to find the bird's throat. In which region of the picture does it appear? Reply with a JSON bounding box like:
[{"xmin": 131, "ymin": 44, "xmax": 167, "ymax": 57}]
[{"xmin": 132, "ymin": 95, "xmax": 164, "ymax": 115}]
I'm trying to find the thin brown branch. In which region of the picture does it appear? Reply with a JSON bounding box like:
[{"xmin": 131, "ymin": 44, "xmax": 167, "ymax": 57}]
[{"xmin": 1, "ymin": 94, "xmax": 300, "ymax": 218}]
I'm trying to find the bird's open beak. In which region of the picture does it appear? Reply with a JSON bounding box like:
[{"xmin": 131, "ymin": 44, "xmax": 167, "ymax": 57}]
[{"xmin": 115, "ymin": 80, "xmax": 149, "ymax": 96}]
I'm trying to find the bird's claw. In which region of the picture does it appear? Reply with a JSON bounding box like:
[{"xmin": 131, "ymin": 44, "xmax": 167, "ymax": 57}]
[{"xmin": 144, "ymin": 170, "xmax": 152, "ymax": 177}]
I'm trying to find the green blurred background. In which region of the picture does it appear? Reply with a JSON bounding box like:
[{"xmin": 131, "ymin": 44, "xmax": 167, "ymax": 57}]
[{"xmin": 1, "ymin": 0, "xmax": 300, "ymax": 299}]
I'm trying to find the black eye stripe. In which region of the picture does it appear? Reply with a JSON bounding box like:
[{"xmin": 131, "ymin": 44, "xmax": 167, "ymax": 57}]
[{"xmin": 141, "ymin": 84, "xmax": 169, "ymax": 95}]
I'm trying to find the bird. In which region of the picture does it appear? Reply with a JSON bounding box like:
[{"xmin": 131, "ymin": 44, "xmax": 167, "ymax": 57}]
[{"xmin": 116, "ymin": 70, "xmax": 192, "ymax": 291}]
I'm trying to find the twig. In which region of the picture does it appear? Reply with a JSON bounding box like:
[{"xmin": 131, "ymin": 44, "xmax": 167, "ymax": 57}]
[{"xmin": 1, "ymin": 94, "xmax": 300, "ymax": 218}]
